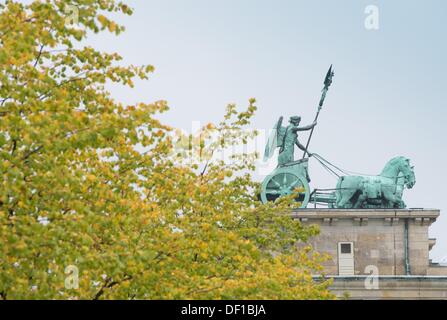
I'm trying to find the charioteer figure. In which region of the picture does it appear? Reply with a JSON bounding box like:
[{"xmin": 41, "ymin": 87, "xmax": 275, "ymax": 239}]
[{"xmin": 277, "ymin": 116, "xmax": 316, "ymax": 166}]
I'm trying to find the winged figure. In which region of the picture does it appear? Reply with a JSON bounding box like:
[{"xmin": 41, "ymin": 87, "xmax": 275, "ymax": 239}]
[{"xmin": 264, "ymin": 116, "xmax": 316, "ymax": 166}]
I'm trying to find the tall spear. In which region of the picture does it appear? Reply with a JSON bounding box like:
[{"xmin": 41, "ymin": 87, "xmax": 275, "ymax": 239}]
[{"xmin": 302, "ymin": 64, "xmax": 335, "ymax": 158}]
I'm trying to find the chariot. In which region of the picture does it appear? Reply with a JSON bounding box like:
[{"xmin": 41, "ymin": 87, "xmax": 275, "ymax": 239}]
[{"xmin": 260, "ymin": 158, "xmax": 311, "ymax": 208}]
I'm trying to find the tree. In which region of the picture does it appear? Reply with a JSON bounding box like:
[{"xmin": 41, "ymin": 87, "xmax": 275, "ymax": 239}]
[{"xmin": 0, "ymin": 0, "xmax": 333, "ymax": 299}]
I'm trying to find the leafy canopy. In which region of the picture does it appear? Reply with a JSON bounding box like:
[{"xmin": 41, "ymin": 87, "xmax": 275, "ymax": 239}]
[{"xmin": 0, "ymin": 0, "xmax": 333, "ymax": 299}]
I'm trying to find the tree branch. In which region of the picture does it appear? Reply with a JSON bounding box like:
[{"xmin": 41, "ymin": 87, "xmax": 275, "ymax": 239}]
[
  {"xmin": 33, "ymin": 44, "xmax": 44, "ymax": 68},
  {"xmin": 93, "ymin": 274, "xmax": 132, "ymax": 300}
]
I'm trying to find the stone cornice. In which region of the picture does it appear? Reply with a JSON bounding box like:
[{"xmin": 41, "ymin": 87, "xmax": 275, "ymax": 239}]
[
  {"xmin": 313, "ymin": 275, "xmax": 447, "ymax": 280},
  {"xmin": 290, "ymin": 208, "xmax": 440, "ymax": 225}
]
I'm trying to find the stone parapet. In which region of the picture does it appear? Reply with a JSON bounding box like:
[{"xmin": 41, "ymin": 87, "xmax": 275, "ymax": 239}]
[{"xmin": 291, "ymin": 208, "xmax": 440, "ymax": 222}]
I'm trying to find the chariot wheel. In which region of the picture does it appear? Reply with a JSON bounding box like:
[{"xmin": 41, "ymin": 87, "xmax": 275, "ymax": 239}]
[{"xmin": 260, "ymin": 171, "xmax": 310, "ymax": 208}]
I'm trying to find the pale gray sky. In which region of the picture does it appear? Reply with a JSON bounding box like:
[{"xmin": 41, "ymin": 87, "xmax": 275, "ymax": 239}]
[{"xmin": 81, "ymin": 0, "xmax": 446, "ymax": 261}]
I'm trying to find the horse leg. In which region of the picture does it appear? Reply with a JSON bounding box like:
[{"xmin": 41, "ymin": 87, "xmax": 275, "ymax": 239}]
[
  {"xmin": 336, "ymin": 177, "xmax": 362, "ymax": 209},
  {"xmin": 337, "ymin": 189, "xmax": 356, "ymax": 208},
  {"xmin": 382, "ymin": 188, "xmax": 400, "ymax": 208},
  {"xmin": 353, "ymin": 192, "xmax": 366, "ymax": 208}
]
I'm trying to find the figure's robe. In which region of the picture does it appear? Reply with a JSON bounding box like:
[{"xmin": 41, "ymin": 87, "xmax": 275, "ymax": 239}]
[{"xmin": 278, "ymin": 125, "xmax": 298, "ymax": 166}]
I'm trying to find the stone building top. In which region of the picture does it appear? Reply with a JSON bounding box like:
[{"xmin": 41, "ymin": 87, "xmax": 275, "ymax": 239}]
[
  {"xmin": 292, "ymin": 208, "xmax": 446, "ymax": 281},
  {"xmin": 291, "ymin": 208, "xmax": 440, "ymax": 225}
]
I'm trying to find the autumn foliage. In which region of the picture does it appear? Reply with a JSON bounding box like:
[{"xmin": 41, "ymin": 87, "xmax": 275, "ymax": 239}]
[{"xmin": 0, "ymin": 0, "xmax": 333, "ymax": 299}]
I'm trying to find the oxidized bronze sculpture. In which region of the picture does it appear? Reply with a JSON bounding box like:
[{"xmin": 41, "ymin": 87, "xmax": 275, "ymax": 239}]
[{"xmin": 260, "ymin": 65, "xmax": 416, "ymax": 209}]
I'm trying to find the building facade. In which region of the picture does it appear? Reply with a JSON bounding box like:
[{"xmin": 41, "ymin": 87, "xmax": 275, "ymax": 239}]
[{"xmin": 293, "ymin": 208, "xmax": 447, "ymax": 299}]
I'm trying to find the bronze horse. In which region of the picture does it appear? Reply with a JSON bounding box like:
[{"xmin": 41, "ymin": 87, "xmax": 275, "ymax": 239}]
[{"xmin": 335, "ymin": 156, "xmax": 416, "ymax": 209}]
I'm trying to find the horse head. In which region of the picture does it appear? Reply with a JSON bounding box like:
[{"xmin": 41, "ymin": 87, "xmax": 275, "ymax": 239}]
[
  {"xmin": 381, "ymin": 156, "xmax": 416, "ymax": 189},
  {"xmin": 399, "ymin": 157, "xmax": 416, "ymax": 189}
]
